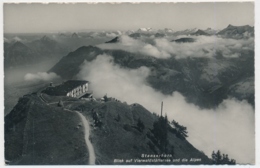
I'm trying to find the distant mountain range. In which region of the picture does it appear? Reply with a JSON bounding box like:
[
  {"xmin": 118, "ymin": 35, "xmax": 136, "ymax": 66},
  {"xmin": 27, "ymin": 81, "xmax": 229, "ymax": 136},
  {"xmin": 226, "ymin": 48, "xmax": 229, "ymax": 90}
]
[
  {"xmin": 4, "ymin": 35, "xmax": 70, "ymax": 69},
  {"xmin": 127, "ymin": 25, "xmax": 253, "ymax": 38},
  {"xmin": 4, "ymin": 24, "xmax": 254, "ymax": 69},
  {"xmin": 27, "ymin": 35, "xmax": 69, "ymax": 56}
]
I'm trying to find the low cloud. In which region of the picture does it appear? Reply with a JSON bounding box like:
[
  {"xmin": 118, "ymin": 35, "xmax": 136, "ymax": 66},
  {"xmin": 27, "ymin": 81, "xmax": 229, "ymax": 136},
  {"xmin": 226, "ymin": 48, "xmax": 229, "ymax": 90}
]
[
  {"xmin": 24, "ymin": 72, "xmax": 61, "ymax": 82},
  {"xmin": 155, "ymin": 36, "xmax": 253, "ymax": 59},
  {"xmin": 13, "ymin": 36, "xmax": 22, "ymax": 42},
  {"xmin": 98, "ymin": 35, "xmax": 254, "ymax": 59},
  {"xmin": 77, "ymin": 54, "xmax": 255, "ymax": 164},
  {"xmin": 106, "ymin": 32, "xmax": 117, "ymax": 38},
  {"xmin": 4, "ymin": 36, "xmax": 25, "ymax": 43},
  {"xmin": 98, "ymin": 35, "xmax": 170, "ymax": 59}
]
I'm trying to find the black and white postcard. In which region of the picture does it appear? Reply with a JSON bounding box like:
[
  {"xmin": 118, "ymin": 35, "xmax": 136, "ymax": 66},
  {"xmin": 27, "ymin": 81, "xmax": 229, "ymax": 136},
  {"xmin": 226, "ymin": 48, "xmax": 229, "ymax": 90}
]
[{"xmin": 3, "ymin": 1, "xmax": 255, "ymax": 165}]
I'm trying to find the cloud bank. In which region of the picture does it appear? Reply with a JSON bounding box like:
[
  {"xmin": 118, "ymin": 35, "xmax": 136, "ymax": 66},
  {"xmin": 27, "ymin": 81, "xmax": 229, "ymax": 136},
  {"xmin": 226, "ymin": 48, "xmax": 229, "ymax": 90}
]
[
  {"xmin": 24, "ymin": 72, "xmax": 61, "ymax": 83},
  {"xmin": 98, "ymin": 35, "xmax": 254, "ymax": 59},
  {"xmin": 155, "ymin": 36, "xmax": 254, "ymax": 59},
  {"xmin": 77, "ymin": 54, "xmax": 255, "ymax": 164},
  {"xmin": 98, "ymin": 35, "xmax": 171, "ymax": 58}
]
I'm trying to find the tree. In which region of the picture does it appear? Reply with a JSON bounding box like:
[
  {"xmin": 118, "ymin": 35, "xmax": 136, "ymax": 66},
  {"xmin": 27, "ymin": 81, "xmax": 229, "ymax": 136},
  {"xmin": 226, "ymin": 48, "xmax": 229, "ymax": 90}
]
[
  {"xmin": 211, "ymin": 150, "xmax": 236, "ymax": 165},
  {"xmin": 216, "ymin": 150, "xmax": 222, "ymax": 164},
  {"xmin": 222, "ymin": 154, "xmax": 229, "ymax": 164},
  {"xmin": 230, "ymin": 159, "xmax": 236, "ymax": 165},
  {"xmin": 103, "ymin": 94, "xmax": 108, "ymax": 102},
  {"xmin": 152, "ymin": 115, "xmax": 169, "ymax": 152},
  {"xmin": 212, "ymin": 151, "xmax": 216, "ymax": 163},
  {"xmin": 171, "ymin": 120, "xmax": 188, "ymax": 139},
  {"xmin": 137, "ymin": 118, "xmax": 145, "ymax": 132}
]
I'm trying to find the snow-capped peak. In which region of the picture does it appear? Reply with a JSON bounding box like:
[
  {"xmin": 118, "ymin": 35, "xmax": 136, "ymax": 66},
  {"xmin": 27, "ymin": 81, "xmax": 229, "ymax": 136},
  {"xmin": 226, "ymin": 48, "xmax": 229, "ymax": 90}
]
[{"xmin": 137, "ymin": 28, "xmax": 153, "ymax": 32}]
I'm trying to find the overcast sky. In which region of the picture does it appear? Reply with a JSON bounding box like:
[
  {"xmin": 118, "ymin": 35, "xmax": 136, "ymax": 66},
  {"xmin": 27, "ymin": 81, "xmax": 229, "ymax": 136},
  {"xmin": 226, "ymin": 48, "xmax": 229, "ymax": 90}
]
[{"xmin": 4, "ymin": 2, "xmax": 254, "ymax": 33}]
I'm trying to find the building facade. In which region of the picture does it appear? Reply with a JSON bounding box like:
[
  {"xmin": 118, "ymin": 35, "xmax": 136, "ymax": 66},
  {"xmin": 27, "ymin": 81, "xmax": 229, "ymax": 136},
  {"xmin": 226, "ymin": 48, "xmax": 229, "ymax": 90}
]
[
  {"xmin": 66, "ymin": 82, "xmax": 89, "ymax": 98},
  {"xmin": 43, "ymin": 80, "xmax": 92, "ymax": 98}
]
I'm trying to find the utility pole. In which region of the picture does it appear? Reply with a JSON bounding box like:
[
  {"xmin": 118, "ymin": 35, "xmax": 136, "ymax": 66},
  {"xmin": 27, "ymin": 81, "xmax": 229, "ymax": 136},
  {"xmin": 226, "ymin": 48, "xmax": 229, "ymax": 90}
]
[{"xmin": 161, "ymin": 101, "xmax": 163, "ymax": 117}]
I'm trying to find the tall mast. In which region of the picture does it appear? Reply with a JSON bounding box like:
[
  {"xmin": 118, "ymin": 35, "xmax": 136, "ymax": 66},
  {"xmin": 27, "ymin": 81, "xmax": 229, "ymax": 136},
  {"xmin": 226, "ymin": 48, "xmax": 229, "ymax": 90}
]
[{"xmin": 161, "ymin": 101, "xmax": 163, "ymax": 117}]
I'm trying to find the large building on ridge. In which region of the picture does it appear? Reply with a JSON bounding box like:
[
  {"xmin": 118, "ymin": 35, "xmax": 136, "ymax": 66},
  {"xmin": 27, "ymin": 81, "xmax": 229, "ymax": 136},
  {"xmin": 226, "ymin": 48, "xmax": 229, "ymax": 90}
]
[{"xmin": 43, "ymin": 80, "xmax": 92, "ymax": 98}]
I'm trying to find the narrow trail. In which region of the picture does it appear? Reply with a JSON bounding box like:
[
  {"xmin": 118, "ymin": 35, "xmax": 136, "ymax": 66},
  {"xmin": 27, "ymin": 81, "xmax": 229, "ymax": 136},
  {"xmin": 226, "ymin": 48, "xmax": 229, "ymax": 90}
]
[
  {"xmin": 37, "ymin": 90, "xmax": 96, "ymax": 165},
  {"xmin": 75, "ymin": 111, "xmax": 96, "ymax": 165}
]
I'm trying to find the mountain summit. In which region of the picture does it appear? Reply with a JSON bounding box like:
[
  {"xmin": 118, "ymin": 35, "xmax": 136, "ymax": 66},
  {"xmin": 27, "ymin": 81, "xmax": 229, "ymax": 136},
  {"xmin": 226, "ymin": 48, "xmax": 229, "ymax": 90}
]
[
  {"xmin": 191, "ymin": 29, "xmax": 210, "ymax": 36},
  {"xmin": 4, "ymin": 41, "xmax": 39, "ymax": 68},
  {"xmin": 49, "ymin": 46, "xmax": 103, "ymax": 79},
  {"xmin": 105, "ymin": 36, "xmax": 120, "ymax": 43},
  {"xmin": 71, "ymin": 33, "xmax": 80, "ymax": 38},
  {"xmin": 40, "ymin": 35, "xmax": 52, "ymax": 42},
  {"xmin": 217, "ymin": 24, "xmax": 254, "ymax": 38}
]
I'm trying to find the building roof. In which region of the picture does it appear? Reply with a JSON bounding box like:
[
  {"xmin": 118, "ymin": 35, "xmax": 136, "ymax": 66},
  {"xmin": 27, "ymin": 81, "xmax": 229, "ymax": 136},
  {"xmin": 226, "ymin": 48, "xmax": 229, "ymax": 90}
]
[{"xmin": 43, "ymin": 80, "xmax": 88, "ymax": 96}]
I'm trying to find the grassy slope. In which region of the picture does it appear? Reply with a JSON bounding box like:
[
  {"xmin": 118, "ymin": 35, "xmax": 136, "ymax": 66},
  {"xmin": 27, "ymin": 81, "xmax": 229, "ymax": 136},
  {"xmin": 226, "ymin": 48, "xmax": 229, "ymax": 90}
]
[
  {"xmin": 6, "ymin": 93, "xmax": 212, "ymax": 165},
  {"xmin": 5, "ymin": 94, "xmax": 88, "ymax": 165},
  {"xmin": 66, "ymin": 100, "xmax": 212, "ymax": 165},
  {"xmin": 4, "ymin": 82, "xmax": 47, "ymax": 115}
]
